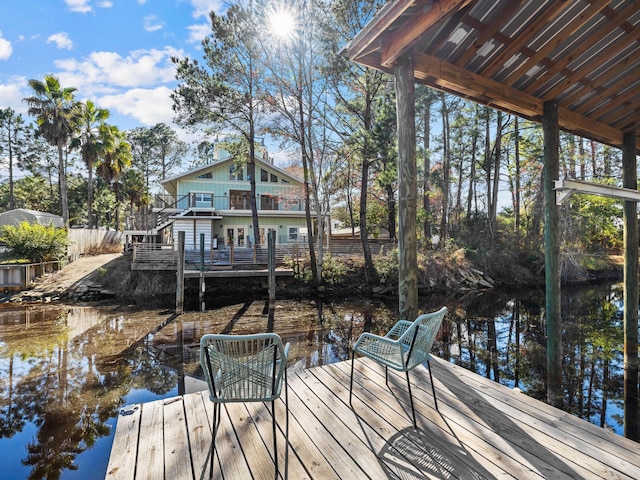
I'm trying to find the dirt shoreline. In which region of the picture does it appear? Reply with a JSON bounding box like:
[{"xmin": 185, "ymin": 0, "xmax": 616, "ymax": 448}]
[{"xmin": 4, "ymin": 253, "xmax": 123, "ymax": 303}]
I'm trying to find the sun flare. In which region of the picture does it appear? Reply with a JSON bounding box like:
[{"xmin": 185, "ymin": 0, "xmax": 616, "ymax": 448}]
[{"xmin": 268, "ymin": 7, "xmax": 297, "ymax": 40}]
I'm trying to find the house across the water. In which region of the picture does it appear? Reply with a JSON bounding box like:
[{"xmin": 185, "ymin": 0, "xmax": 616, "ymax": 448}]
[{"xmin": 124, "ymin": 145, "xmax": 322, "ymax": 256}]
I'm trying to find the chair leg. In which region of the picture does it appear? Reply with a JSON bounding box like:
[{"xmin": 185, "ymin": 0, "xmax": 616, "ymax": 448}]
[
  {"xmin": 385, "ymin": 366, "xmax": 388, "ymax": 386},
  {"xmin": 210, "ymin": 403, "xmax": 221, "ymax": 478},
  {"xmin": 272, "ymin": 400, "xmax": 278, "ymax": 480},
  {"xmin": 405, "ymin": 371, "xmax": 417, "ymax": 429},
  {"xmin": 427, "ymin": 358, "xmax": 438, "ymax": 411},
  {"xmin": 349, "ymin": 351, "xmax": 355, "ymax": 405},
  {"xmin": 284, "ymin": 369, "xmax": 289, "ymax": 480}
]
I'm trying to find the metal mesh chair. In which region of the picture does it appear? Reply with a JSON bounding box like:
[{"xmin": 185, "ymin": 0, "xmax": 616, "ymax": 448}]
[
  {"xmin": 200, "ymin": 333, "xmax": 289, "ymax": 479},
  {"xmin": 349, "ymin": 307, "xmax": 447, "ymax": 428}
]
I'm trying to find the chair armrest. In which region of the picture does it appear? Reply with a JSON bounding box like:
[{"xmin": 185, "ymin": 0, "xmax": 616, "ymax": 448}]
[
  {"xmin": 353, "ymin": 332, "xmax": 405, "ymax": 369},
  {"xmin": 385, "ymin": 320, "xmax": 413, "ymax": 340}
]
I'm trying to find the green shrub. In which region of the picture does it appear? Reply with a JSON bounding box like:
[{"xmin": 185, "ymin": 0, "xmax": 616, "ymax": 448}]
[{"xmin": 0, "ymin": 221, "xmax": 69, "ymax": 263}]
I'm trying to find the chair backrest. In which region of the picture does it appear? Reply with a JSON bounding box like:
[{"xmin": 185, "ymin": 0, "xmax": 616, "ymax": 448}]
[
  {"xmin": 200, "ymin": 333, "xmax": 287, "ymax": 403},
  {"xmin": 403, "ymin": 307, "xmax": 447, "ymax": 370}
]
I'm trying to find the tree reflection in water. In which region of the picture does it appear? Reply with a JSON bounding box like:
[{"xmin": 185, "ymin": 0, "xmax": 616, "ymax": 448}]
[{"xmin": 0, "ymin": 282, "xmax": 635, "ymax": 479}]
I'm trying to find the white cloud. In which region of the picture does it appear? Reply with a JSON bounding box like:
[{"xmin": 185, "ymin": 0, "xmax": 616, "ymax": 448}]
[
  {"xmin": 98, "ymin": 86, "xmax": 175, "ymax": 126},
  {"xmin": 0, "ymin": 78, "xmax": 27, "ymax": 112},
  {"xmin": 65, "ymin": 0, "xmax": 92, "ymax": 13},
  {"xmin": 65, "ymin": 0, "xmax": 112, "ymax": 13},
  {"xmin": 53, "ymin": 47, "xmax": 182, "ymax": 95},
  {"xmin": 47, "ymin": 32, "xmax": 74, "ymax": 50},
  {"xmin": 190, "ymin": 0, "xmax": 224, "ymax": 19},
  {"xmin": 0, "ymin": 31, "xmax": 12, "ymax": 60},
  {"xmin": 144, "ymin": 15, "xmax": 165, "ymax": 33},
  {"xmin": 187, "ymin": 23, "xmax": 210, "ymax": 44}
]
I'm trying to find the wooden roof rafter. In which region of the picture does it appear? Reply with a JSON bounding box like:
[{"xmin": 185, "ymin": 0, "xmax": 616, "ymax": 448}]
[{"xmin": 342, "ymin": 0, "xmax": 640, "ymax": 153}]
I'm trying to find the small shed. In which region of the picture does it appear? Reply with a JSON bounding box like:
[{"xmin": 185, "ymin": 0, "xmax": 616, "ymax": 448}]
[{"xmin": 0, "ymin": 209, "xmax": 64, "ymax": 228}]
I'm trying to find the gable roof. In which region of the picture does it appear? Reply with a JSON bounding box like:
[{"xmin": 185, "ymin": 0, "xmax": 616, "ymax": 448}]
[
  {"xmin": 343, "ymin": 0, "xmax": 640, "ymax": 153},
  {"xmin": 0, "ymin": 209, "xmax": 64, "ymax": 228},
  {"xmin": 161, "ymin": 155, "xmax": 304, "ymax": 195}
]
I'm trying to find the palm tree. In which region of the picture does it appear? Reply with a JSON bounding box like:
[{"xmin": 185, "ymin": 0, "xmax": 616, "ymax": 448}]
[
  {"xmin": 24, "ymin": 75, "xmax": 77, "ymax": 226},
  {"xmin": 71, "ymin": 100, "xmax": 110, "ymax": 228},
  {"xmin": 96, "ymin": 126, "xmax": 132, "ymax": 230}
]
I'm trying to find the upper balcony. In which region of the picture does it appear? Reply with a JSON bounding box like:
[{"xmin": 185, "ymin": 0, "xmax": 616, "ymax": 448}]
[{"xmin": 154, "ymin": 192, "xmax": 304, "ymax": 212}]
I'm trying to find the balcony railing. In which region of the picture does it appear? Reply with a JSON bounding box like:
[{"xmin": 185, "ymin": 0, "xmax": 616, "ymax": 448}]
[{"xmin": 154, "ymin": 193, "xmax": 304, "ymax": 212}]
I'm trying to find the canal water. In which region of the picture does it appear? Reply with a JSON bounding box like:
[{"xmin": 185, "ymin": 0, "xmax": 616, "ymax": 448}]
[{"xmin": 0, "ymin": 281, "xmax": 636, "ymax": 479}]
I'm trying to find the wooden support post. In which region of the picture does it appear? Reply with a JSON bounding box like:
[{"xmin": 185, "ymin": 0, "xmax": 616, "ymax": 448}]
[
  {"xmin": 622, "ymin": 131, "xmax": 639, "ymax": 441},
  {"xmin": 268, "ymin": 230, "xmax": 276, "ymax": 305},
  {"xmin": 176, "ymin": 231, "xmax": 185, "ymax": 314},
  {"xmin": 199, "ymin": 233, "xmax": 205, "ymax": 312},
  {"xmin": 395, "ymin": 53, "xmax": 418, "ymax": 321},
  {"xmin": 543, "ymin": 100, "xmax": 562, "ymax": 407}
]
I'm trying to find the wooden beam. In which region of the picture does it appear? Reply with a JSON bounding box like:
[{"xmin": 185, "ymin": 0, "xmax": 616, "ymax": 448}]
[
  {"xmin": 341, "ymin": 0, "xmax": 416, "ymax": 62},
  {"xmin": 412, "ymin": 50, "xmax": 628, "ymax": 148},
  {"xmin": 557, "ymin": 107, "xmax": 624, "ymax": 149},
  {"xmin": 543, "ymin": 100, "xmax": 562, "ymax": 409},
  {"xmin": 395, "ymin": 53, "xmax": 418, "ymax": 321},
  {"xmin": 622, "ymin": 131, "xmax": 639, "ymax": 442},
  {"xmin": 380, "ymin": 0, "xmax": 472, "ymax": 67},
  {"xmin": 413, "ymin": 50, "xmax": 542, "ymax": 117}
]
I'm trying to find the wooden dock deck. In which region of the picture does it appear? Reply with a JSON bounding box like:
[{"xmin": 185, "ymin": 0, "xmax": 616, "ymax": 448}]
[{"xmin": 106, "ymin": 356, "xmax": 640, "ymax": 479}]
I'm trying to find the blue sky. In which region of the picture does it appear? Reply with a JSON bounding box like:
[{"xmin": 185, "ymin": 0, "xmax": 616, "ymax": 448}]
[{"xmin": 0, "ymin": 0, "xmax": 224, "ymax": 136}]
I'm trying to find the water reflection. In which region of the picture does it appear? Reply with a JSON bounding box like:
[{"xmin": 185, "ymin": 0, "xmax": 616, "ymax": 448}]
[
  {"xmin": 0, "ymin": 283, "xmax": 636, "ymax": 479},
  {"xmin": 436, "ymin": 282, "xmax": 629, "ymax": 434}
]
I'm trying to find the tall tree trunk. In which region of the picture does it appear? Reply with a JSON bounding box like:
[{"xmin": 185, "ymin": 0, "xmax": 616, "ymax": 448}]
[
  {"xmin": 514, "ymin": 117, "xmax": 521, "ymax": 234},
  {"xmin": 423, "ymin": 99, "xmax": 431, "ymax": 244},
  {"xmin": 360, "ymin": 84, "xmax": 377, "ymax": 284},
  {"xmin": 299, "ymin": 87, "xmax": 319, "ymax": 284},
  {"xmin": 484, "ymin": 110, "xmax": 493, "ymax": 223},
  {"xmin": 386, "ymin": 182, "xmax": 396, "ymax": 239},
  {"xmin": 359, "ymin": 158, "xmax": 376, "ymax": 283},
  {"xmin": 87, "ymin": 157, "xmax": 94, "ymax": 228},
  {"xmin": 579, "ymin": 137, "xmax": 586, "ymax": 180},
  {"xmin": 466, "ymin": 108, "xmax": 479, "ymax": 221},
  {"xmin": 57, "ymin": 141, "xmax": 69, "ymax": 226},
  {"xmin": 248, "ymin": 131, "xmax": 260, "ymax": 244},
  {"xmin": 439, "ymin": 92, "xmax": 450, "ymax": 244},
  {"xmin": 491, "ymin": 111, "xmax": 503, "ymax": 224}
]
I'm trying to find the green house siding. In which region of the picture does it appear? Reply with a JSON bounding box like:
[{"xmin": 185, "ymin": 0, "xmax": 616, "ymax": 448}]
[
  {"xmin": 165, "ymin": 156, "xmax": 315, "ymax": 247},
  {"xmin": 173, "ymin": 216, "xmax": 308, "ymax": 248}
]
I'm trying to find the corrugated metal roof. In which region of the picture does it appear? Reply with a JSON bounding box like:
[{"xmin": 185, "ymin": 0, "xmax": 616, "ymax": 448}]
[{"xmin": 343, "ymin": 0, "xmax": 640, "ymax": 152}]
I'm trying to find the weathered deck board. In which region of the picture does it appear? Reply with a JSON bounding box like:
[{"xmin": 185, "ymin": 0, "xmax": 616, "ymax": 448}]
[{"xmin": 106, "ymin": 357, "xmax": 640, "ymax": 479}]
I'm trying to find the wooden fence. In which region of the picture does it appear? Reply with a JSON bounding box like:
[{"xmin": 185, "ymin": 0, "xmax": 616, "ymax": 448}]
[
  {"xmin": 131, "ymin": 239, "xmax": 397, "ymax": 271},
  {"xmin": 131, "ymin": 243, "xmax": 305, "ymax": 271},
  {"xmin": 67, "ymin": 228, "xmax": 123, "ymax": 260}
]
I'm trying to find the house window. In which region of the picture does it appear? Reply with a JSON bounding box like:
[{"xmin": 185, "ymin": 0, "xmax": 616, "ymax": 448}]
[
  {"xmin": 281, "ymin": 178, "xmax": 289, "ymax": 184},
  {"xmin": 270, "ymin": 173, "xmax": 278, "ymax": 182},
  {"xmin": 196, "ymin": 172, "xmax": 212, "ymax": 179},
  {"xmin": 194, "ymin": 193, "xmax": 212, "ymax": 203},
  {"xmin": 260, "ymin": 194, "xmax": 278, "ymax": 210},
  {"xmin": 229, "ymin": 164, "xmax": 243, "ymax": 181},
  {"xmin": 229, "ymin": 190, "xmax": 250, "ymax": 209},
  {"xmin": 288, "ymin": 227, "xmax": 298, "ymax": 241},
  {"xmin": 261, "ymin": 168, "xmax": 269, "ymax": 182}
]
